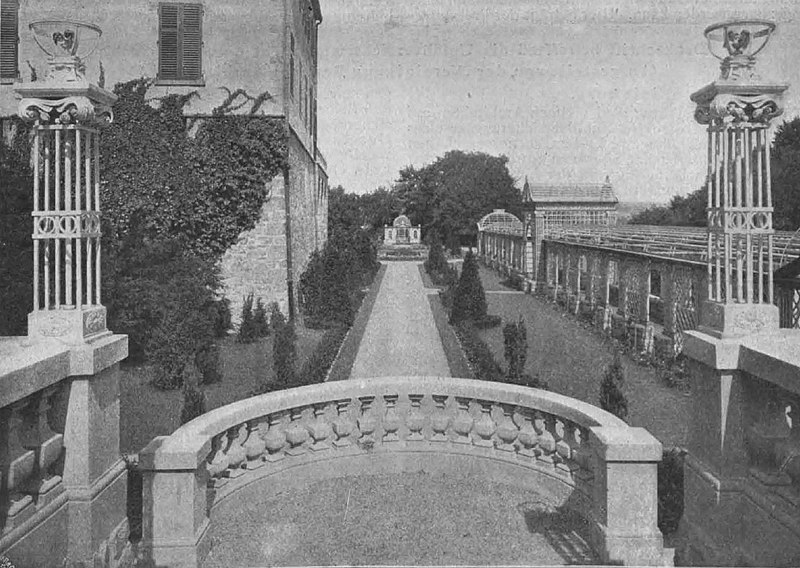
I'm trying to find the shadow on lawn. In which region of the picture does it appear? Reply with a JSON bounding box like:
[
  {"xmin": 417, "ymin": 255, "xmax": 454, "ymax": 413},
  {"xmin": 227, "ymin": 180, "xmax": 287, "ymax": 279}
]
[{"xmin": 517, "ymin": 500, "xmax": 597, "ymax": 565}]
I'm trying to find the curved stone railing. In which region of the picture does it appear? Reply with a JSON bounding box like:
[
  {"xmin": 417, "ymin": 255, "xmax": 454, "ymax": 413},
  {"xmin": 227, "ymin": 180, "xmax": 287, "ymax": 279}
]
[{"xmin": 140, "ymin": 377, "xmax": 667, "ymax": 567}]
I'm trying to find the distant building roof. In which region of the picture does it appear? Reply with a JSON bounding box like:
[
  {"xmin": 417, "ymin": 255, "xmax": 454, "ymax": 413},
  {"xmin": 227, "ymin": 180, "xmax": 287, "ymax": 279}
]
[
  {"xmin": 522, "ymin": 176, "xmax": 618, "ymax": 205},
  {"xmin": 393, "ymin": 215, "xmax": 412, "ymax": 227}
]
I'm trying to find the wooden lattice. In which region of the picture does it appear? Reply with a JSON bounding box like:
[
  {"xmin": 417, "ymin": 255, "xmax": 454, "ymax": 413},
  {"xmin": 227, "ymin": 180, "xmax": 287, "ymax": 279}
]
[{"xmin": 672, "ymin": 268, "xmax": 698, "ymax": 354}]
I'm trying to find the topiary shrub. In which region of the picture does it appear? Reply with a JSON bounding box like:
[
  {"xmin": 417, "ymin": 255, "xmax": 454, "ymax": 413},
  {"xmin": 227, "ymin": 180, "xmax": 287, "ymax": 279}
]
[
  {"xmin": 253, "ymin": 298, "xmax": 269, "ymax": 337},
  {"xmin": 503, "ymin": 317, "xmax": 528, "ymax": 381},
  {"xmin": 211, "ymin": 297, "xmax": 232, "ymax": 338},
  {"xmin": 424, "ymin": 235, "xmax": 449, "ymax": 276},
  {"xmin": 298, "ymin": 325, "xmax": 348, "ymax": 385},
  {"xmin": 450, "ymin": 250, "xmax": 488, "ymax": 324},
  {"xmin": 454, "ymin": 322, "xmax": 504, "ymax": 382},
  {"xmin": 600, "ymin": 352, "xmax": 629, "ymax": 422},
  {"xmin": 237, "ymin": 293, "xmax": 258, "ymax": 343},
  {"xmin": 195, "ymin": 342, "xmax": 223, "ymax": 385},
  {"xmin": 270, "ymin": 306, "xmax": 297, "ymax": 392},
  {"xmin": 180, "ymin": 366, "xmax": 207, "ymax": 425},
  {"xmin": 658, "ymin": 446, "xmax": 687, "ymax": 535}
]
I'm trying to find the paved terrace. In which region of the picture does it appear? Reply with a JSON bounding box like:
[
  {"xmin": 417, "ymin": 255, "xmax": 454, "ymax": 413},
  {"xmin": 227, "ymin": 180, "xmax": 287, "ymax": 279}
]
[{"xmin": 198, "ymin": 261, "xmax": 604, "ymax": 566}]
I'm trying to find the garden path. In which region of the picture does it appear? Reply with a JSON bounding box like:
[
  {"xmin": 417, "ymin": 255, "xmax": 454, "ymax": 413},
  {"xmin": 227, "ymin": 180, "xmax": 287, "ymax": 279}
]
[{"xmin": 350, "ymin": 261, "xmax": 451, "ymax": 378}]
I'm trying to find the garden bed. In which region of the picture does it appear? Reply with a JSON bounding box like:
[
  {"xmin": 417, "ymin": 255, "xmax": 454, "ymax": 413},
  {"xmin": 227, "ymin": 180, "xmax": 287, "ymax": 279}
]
[{"xmin": 327, "ymin": 263, "xmax": 388, "ymax": 382}]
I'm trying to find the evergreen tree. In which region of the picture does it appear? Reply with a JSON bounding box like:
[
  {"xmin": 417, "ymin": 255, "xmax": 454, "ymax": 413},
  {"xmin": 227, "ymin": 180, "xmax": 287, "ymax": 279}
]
[
  {"xmin": 253, "ymin": 298, "xmax": 269, "ymax": 337},
  {"xmin": 237, "ymin": 293, "xmax": 257, "ymax": 343},
  {"xmin": 180, "ymin": 366, "xmax": 207, "ymax": 425},
  {"xmin": 600, "ymin": 353, "xmax": 629, "ymax": 422},
  {"xmin": 450, "ymin": 250, "xmax": 488, "ymax": 323},
  {"xmin": 503, "ymin": 317, "xmax": 528, "ymax": 380},
  {"xmin": 270, "ymin": 306, "xmax": 297, "ymax": 391}
]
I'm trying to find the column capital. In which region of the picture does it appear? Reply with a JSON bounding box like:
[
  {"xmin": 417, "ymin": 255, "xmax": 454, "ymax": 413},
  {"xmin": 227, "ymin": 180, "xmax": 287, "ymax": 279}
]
[{"xmin": 16, "ymin": 82, "xmax": 117, "ymax": 126}]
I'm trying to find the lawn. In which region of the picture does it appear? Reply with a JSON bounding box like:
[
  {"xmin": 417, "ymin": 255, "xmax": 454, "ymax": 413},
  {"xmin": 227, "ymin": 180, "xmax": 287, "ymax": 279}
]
[
  {"xmin": 476, "ymin": 266, "xmax": 691, "ymax": 448},
  {"xmin": 119, "ymin": 326, "xmax": 325, "ymax": 454}
]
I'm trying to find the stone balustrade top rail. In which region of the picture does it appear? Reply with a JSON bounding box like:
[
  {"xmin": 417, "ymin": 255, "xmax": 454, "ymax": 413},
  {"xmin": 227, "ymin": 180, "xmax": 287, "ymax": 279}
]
[{"xmin": 142, "ymin": 376, "xmax": 632, "ymax": 470}]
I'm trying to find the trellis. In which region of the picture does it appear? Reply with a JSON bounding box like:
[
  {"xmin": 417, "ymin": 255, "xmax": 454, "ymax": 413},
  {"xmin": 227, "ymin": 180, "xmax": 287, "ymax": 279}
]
[{"xmin": 672, "ymin": 267, "xmax": 699, "ymax": 354}]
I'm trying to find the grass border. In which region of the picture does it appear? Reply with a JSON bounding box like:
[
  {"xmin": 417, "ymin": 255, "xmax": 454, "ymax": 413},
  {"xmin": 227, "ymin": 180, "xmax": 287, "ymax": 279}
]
[
  {"xmin": 418, "ymin": 263, "xmax": 437, "ymax": 289},
  {"xmin": 427, "ymin": 293, "xmax": 473, "ymax": 379},
  {"xmin": 326, "ymin": 263, "xmax": 388, "ymax": 382}
]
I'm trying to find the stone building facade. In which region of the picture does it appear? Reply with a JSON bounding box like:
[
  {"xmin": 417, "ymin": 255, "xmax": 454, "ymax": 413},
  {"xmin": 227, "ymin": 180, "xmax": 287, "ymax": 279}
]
[{"xmin": 0, "ymin": 0, "xmax": 329, "ymax": 320}]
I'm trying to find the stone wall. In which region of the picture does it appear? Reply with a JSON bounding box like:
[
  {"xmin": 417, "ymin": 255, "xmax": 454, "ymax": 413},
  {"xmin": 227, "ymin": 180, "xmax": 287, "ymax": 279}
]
[{"xmin": 220, "ymin": 174, "xmax": 290, "ymax": 323}]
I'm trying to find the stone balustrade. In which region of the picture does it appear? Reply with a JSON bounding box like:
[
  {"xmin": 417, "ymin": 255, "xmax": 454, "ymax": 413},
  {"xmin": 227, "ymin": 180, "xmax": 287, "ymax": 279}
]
[
  {"xmin": 140, "ymin": 376, "xmax": 667, "ymax": 567},
  {"xmin": 0, "ymin": 333, "xmax": 129, "ymax": 567},
  {"xmin": 681, "ymin": 328, "xmax": 800, "ymax": 565}
]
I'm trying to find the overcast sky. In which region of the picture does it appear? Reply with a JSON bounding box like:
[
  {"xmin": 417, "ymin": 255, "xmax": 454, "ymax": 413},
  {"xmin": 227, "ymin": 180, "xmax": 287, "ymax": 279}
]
[{"xmin": 316, "ymin": 0, "xmax": 800, "ymax": 203}]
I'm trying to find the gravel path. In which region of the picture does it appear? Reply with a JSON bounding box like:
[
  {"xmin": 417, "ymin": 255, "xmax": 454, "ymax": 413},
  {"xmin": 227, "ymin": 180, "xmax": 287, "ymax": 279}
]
[
  {"xmin": 350, "ymin": 261, "xmax": 450, "ymax": 378},
  {"xmin": 202, "ymin": 473, "xmax": 597, "ymax": 567}
]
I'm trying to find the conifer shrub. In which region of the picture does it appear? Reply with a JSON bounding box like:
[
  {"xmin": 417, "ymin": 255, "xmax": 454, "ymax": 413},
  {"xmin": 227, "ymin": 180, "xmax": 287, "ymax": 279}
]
[
  {"xmin": 180, "ymin": 366, "xmax": 207, "ymax": 425},
  {"xmin": 454, "ymin": 322, "xmax": 504, "ymax": 382},
  {"xmin": 600, "ymin": 353, "xmax": 629, "ymax": 422},
  {"xmin": 424, "ymin": 235, "xmax": 449, "ymax": 276},
  {"xmin": 237, "ymin": 293, "xmax": 258, "ymax": 343},
  {"xmin": 253, "ymin": 298, "xmax": 270, "ymax": 337},
  {"xmin": 271, "ymin": 306, "xmax": 297, "ymax": 391},
  {"xmin": 195, "ymin": 342, "xmax": 223, "ymax": 385},
  {"xmin": 211, "ymin": 297, "xmax": 232, "ymax": 338},
  {"xmin": 658, "ymin": 446, "xmax": 686, "ymax": 535},
  {"xmin": 503, "ymin": 317, "xmax": 528, "ymax": 380},
  {"xmin": 450, "ymin": 250, "xmax": 488, "ymax": 324}
]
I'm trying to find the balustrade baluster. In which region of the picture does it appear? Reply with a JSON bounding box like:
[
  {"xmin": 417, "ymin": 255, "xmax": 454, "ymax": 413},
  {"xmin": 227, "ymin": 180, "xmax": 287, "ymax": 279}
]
[
  {"xmin": 357, "ymin": 396, "xmax": 378, "ymax": 447},
  {"xmin": 2, "ymin": 401, "xmax": 37, "ymax": 530},
  {"xmin": 285, "ymin": 407, "xmax": 310, "ymax": 456},
  {"xmin": 473, "ymin": 400, "xmax": 496, "ymax": 448},
  {"xmin": 406, "ymin": 394, "xmax": 425, "ymax": 441},
  {"xmin": 534, "ymin": 412, "xmax": 556, "ymax": 464},
  {"xmin": 206, "ymin": 432, "xmax": 231, "ymax": 487},
  {"xmin": 382, "ymin": 395, "xmax": 401, "ymax": 442},
  {"xmin": 263, "ymin": 412, "xmax": 287, "ymax": 461},
  {"xmin": 332, "ymin": 399, "xmax": 356, "ymax": 447},
  {"xmin": 226, "ymin": 425, "xmax": 247, "ymax": 478},
  {"xmin": 515, "ymin": 407, "xmax": 538, "ymax": 458},
  {"xmin": 452, "ymin": 397, "xmax": 474, "ymax": 444},
  {"xmin": 243, "ymin": 418, "xmax": 268, "ymax": 469},
  {"xmin": 28, "ymin": 387, "xmax": 65, "ymax": 499},
  {"xmin": 431, "ymin": 395, "xmax": 450, "ymax": 442},
  {"xmin": 309, "ymin": 402, "xmax": 333, "ymax": 451},
  {"xmin": 495, "ymin": 403, "xmax": 518, "ymax": 452}
]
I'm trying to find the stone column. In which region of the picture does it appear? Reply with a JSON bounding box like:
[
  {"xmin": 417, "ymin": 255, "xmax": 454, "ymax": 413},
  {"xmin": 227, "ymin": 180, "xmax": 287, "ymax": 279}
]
[
  {"xmin": 11, "ymin": 20, "xmax": 129, "ymax": 567},
  {"xmin": 681, "ymin": 20, "xmax": 789, "ymax": 565}
]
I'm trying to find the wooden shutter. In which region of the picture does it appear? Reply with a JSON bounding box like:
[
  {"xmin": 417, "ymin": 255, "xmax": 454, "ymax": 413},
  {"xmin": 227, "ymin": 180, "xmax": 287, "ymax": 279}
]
[
  {"xmin": 180, "ymin": 3, "xmax": 202, "ymax": 81},
  {"xmin": 158, "ymin": 3, "xmax": 180, "ymax": 80},
  {"xmin": 0, "ymin": 0, "xmax": 19, "ymax": 81},
  {"xmin": 158, "ymin": 3, "xmax": 202, "ymax": 83}
]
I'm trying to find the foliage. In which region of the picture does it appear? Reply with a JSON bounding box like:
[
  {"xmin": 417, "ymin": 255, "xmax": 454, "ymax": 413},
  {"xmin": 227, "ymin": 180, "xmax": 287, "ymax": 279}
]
[
  {"xmin": 253, "ymin": 298, "xmax": 270, "ymax": 337},
  {"xmin": 450, "ymin": 250, "xmax": 488, "ymax": 324},
  {"xmin": 424, "ymin": 235, "xmax": 449, "ymax": 275},
  {"xmin": 237, "ymin": 294, "xmax": 258, "ymax": 343},
  {"xmin": 102, "ymin": 237, "xmax": 221, "ymax": 389},
  {"xmin": 328, "ymin": 185, "xmax": 403, "ymax": 237},
  {"xmin": 628, "ymin": 188, "xmax": 706, "ymax": 227},
  {"xmin": 503, "ymin": 318, "xmax": 528, "ymax": 380},
  {"xmin": 179, "ymin": 366, "xmax": 207, "ymax": 425},
  {"xmin": 453, "ymin": 322, "xmax": 505, "ymax": 382},
  {"xmin": 212, "ymin": 297, "xmax": 232, "ymax": 338},
  {"xmin": 298, "ymin": 325, "xmax": 348, "ymax": 385},
  {"xmin": 393, "ymin": 150, "xmax": 522, "ymax": 245},
  {"xmin": 100, "ymin": 78, "xmax": 287, "ymax": 257},
  {"xmin": 770, "ymin": 117, "xmax": 800, "ymax": 231},
  {"xmin": 658, "ymin": 447, "xmax": 687, "ymax": 535},
  {"xmin": 299, "ymin": 227, "xmax": 378, "ymax": 327},
  {"xmin": 0, "ymin": 119, "xmax": 33, "ymax": 335},
  {"xmin": 599, "ymin": 353, "xmax": 629, "ymax": 422},
  {"xmin": 195, "ymin": 342, "xmax": 223, "ymax": 385},
  {"xmin": 271, "ymin": 307, "xmax": 297, "ymax": 391}
]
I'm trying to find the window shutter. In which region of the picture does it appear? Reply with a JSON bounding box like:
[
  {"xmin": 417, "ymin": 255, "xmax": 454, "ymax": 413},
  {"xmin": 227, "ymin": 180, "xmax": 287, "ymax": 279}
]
[
  {"xmin": 180, "ymin": 3, "xmax": 202, "ymax": 80},
  {"xmin": 158, "ymin": 3, "xmax": 179, "ymax": 80},
  {"xmin": 0, "ymin": 0, "xmax": 19, "ymax": 81}
]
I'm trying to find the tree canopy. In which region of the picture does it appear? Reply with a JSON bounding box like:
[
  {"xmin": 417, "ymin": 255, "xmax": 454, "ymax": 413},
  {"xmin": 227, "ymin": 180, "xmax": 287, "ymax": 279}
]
[
  {"xmin": 631, "ymin": 116, "xmax": 800, "ymax": 232},
  {"xmin": 393, "ymin": 150, "xmax": 522, "ymax": 244}
]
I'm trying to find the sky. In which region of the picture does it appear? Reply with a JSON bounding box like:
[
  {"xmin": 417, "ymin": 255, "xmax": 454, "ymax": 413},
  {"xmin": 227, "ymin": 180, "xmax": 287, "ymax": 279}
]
[{"xmin": 316, "ymin": 0, "xmax": 800, "ymax": 203}]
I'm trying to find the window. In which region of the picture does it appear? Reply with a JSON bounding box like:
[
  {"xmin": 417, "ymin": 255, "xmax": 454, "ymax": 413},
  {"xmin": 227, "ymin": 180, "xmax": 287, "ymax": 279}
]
[
  {"xmin": 157, "ymin": 3, "xmax": 203, "ymax": 85},
  {"xmin": 0, "ymin": 0, "xmax": 19, "ymax": 83}
]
